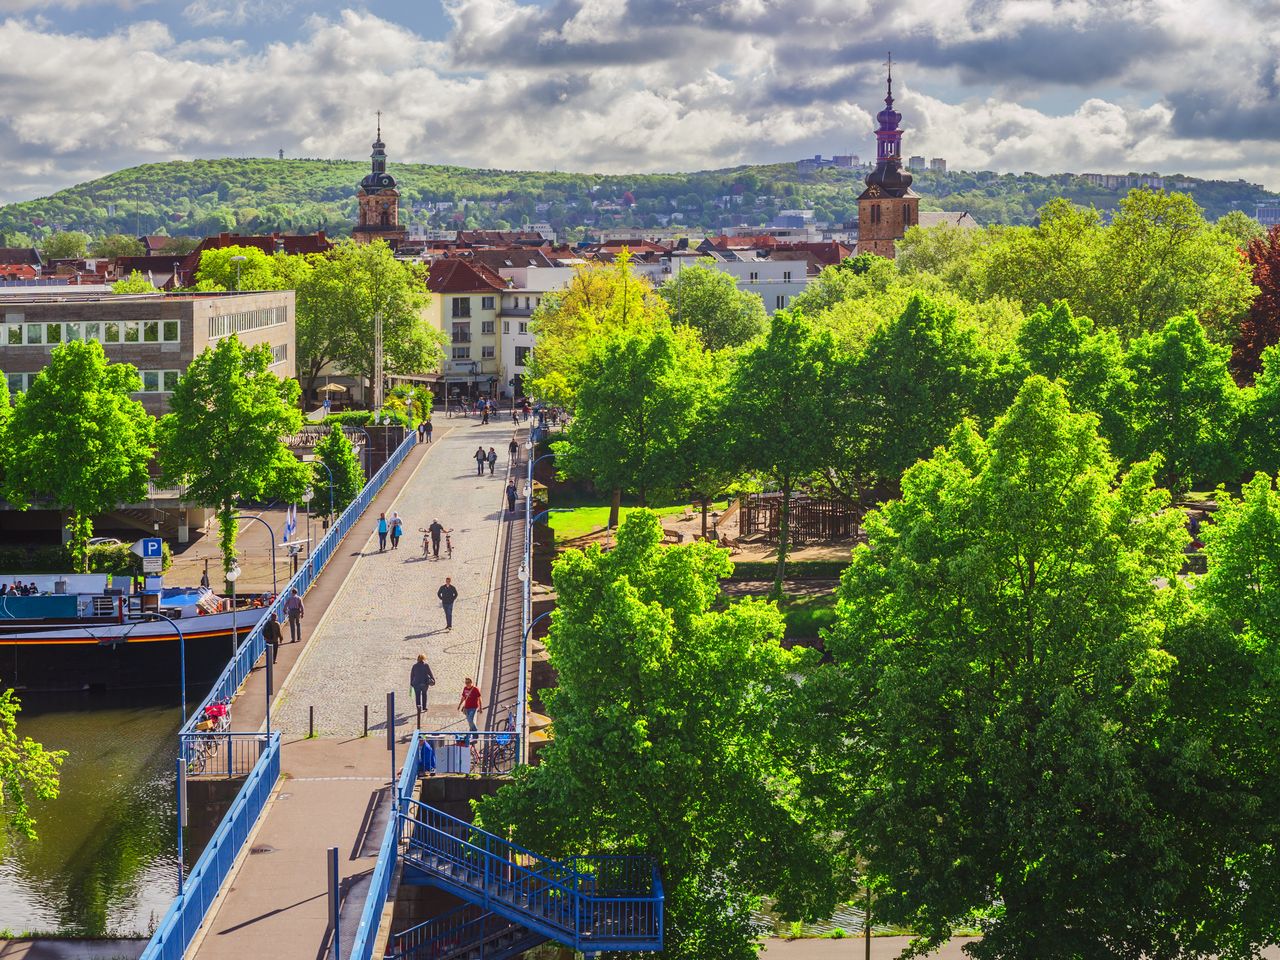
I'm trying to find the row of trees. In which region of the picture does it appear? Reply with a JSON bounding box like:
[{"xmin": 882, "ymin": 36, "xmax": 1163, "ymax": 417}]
[
  {"xmin": 0, "ymin": 338, "xmax": 365, "ymax": 575},
  {"xmin": 479, "ymin": 379, "xmax": 1280, "ymax": 960}
]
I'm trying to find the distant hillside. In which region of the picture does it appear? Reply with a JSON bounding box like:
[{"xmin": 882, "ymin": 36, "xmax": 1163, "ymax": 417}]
[{"xmin": 0, "ymin": 157, "xmax": 1275, "ymax": 241}]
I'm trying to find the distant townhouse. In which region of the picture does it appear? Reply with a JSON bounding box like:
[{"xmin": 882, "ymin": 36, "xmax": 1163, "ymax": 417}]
[{"xmin": 423, "ymin": 259, "xmax": 507, "ymax": 403}]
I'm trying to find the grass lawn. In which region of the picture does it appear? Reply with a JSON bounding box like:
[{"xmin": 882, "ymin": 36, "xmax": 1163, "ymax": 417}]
[{"xmin": 548, "ymin": 501, "xmax": 728, "ymax": 542}]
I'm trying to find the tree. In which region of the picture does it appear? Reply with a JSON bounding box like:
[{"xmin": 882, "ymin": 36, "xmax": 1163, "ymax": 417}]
[
  {"xmin": 157, "ymin": 337, "xmax": 308, "ymax": 577},
  {"xmin": 2, "ymin": 341, "xmax": 155, "ymax": 572},
  {"xmin": 816, "ymin": 377, "xmax": 1227, "ymax": 960},
  {"xmin": 475, "ymin": 512, "xmax": 841, "ymax": 960},
  {"xmin": 658, "ymin": 260, "xmax": 767, "ymax": 350},
  {"xmin": 1124, "ymin": 312, "xmax": 1242, "ymax": 491},
  {"xmin": 1247, "ymin": 344, "xmax": 1280, "ymax": 474},
  {"xmin": 1216, "ymin": 209, "xmax": 1266, "ymax": 248},
  {"xmin": 192, "ymin": 245, "xmax": 290, "ymax": 292},
  {"xmin": 299, "ymin": 240, "xmax": 443, "ymax": 397},
  {"xmin": 313, "ymin": 426, "xmax": 364, "ymax": 519},
  {"xmin": 0, "ymin": 687, "xmax": 66, "ymax": 840},
  {"xmin": 111, "ymin": 270, "xmax": 159, "ymax": 294},
  {"xmin": 554, "ymin": 325, "xmax": 708, "ymax": 527},
  {"xmin": 39, "ymin": 230, "xmax": 89, "ymax": 261},
  {"xmin": 679, "ymin": 356, "xmax": 741, "ymax": 537},
  {"xmin": 1197, "ymin": 471, "xmax": 1280, "ymax": 643},
  {"xmin": 1233, "ymin": 224, "xmax": 1280, "ymax": 379},
  {"xmin": 728, "ymin": 309, "xmax": 841, "ymax": 590},
  {"xmin": 525, "ymin": 252, "xmax": 668, "ymax": 408},
  {"xmin": 89, "ymin": 234, "xmax": 145, "ymax": 259}
]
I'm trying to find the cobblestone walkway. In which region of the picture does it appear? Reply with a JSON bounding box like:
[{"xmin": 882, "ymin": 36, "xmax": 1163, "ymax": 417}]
[{"xmin": 274, "ymin": 418, "xmax": 524, "ymax": 737}]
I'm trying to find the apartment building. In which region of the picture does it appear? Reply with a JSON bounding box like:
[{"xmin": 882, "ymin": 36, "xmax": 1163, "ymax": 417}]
[
  {"xmin": 0, "ymin": 289, "xmax": 295, "ymax": 414},
  {"xmin": 423, "ymin": 259, "xmax": 507, "ymax": 402}
]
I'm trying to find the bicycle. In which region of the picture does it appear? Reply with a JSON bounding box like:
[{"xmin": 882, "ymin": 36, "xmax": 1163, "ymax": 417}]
[{"xmin": 187, "ymin": 698, "xmax": 232, "ymax": 774}]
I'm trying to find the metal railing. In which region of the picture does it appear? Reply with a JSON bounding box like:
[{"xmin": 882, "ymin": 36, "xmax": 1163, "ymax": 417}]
[
  {"xmin": 180, "ymin": 732, "xmax": 270, "ymax": 778},
  {"xmin": 386, "ymin": 903, "xmax": 547, "ymax": 960},
  {"xmin": 179, "ymin": 430, "xmax": 418, "ymax": 746},
  {"xmin": 350, "ymin": 730, "xmax": 424, "ymax": 960},
  {"xmin": 420, "ymin": 730, "xmax": 519, "ymax": 777},
  {"xmin": 139, "ymin": 732, "xmax": 281, "ymax": 960}
]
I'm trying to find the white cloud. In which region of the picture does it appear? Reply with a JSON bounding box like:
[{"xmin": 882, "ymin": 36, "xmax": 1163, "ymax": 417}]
[{"xmin": 0, "ymin": 1, "xmax": 1276, "ymax": 204}]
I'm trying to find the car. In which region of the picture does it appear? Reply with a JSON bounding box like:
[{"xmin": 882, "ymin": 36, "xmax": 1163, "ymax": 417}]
[{"xmin": 86, "ymin": 537, "xmax": 123, "ymax": 547}]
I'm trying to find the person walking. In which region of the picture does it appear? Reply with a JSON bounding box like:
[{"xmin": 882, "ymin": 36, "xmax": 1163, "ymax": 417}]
[
  {"xmin": 283, "ymin": 587, "xmax": 304, "ymax": 643},
  {"xmin": 511, "ymin": 406, "xmax": 519, "ymax": 426},
  {"xmin": 427, "ymin": 517, "xmax": 445, "ymax": 558},
  {"xmin": 417, "ymin": 421, "xmax": 426, "ymax": 443},
  {"xmin": 410, "ymin": 654, "xmax": 436, "ymax": 712},
  {"xmin": 425, "ymin": 419, "xmax": 433, "ymax": 443},
  {"xmin": 263, "ymin": 611, "xmax": 283, "ymax": 664},
  {"xmin": 200, "ymin": 568, "xmax": 210, "ymax": 589},
  {"xmin": 481, "ymin": 403, "xmax": 490, "ymax": 425},
  {"xmin": 458, "ymin": 677, "xmax": 482, "ymax": 740},
  {"xmin": 437, "ymin": 577, "xmax": 458, "ymax": 630},
  {"xmin": 473, "ymin": 446, "xmax": 487, "ymax": 476},
  {"xmin": 390, "ymin": 512, "xmax": 403, "ymax": 550},
  {"xmin": 506, "ymin": 479, "xmax": 518, "ymax": 514},
  {"xmin": 508, "ymin": 437, "xmax": 519, "ymax": 462},
  {"xmin": 486, "ymin": 447, "xmax": 498, "ymax": 475},
  {"xmin": 376, "ymin": 512, "xmax": 389, "ymax": 552}
]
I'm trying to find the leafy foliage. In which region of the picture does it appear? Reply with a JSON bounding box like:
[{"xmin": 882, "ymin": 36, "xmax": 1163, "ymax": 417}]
[
  {"xmin": 2, "ymin": 341, "xmax": 155, "ymax": 572},
  {"xmin": 38, "ymin": 230, "xmax": 88, "ymax": 260},
  {"xmin": 157, "ymin": 336, "xmax": 307, "ymax": 574},
  {"xmin": 476, "ymin": 512, "xmax": 840, "ymax": 960},
  {"xmin": 658, "ymin": 259, "xmax": 767, "ymax": 350},
  {"xmin": 88, "ymin": 234, "xmax": 144, "ymax": 258},
  {"xmin": 313, "ymin": 426, "xmax": 364, "ymax": 518},
  {"xmin": 1234, "ymin": 224, "xmax": 1280, "ymax": 379},
  {"xmin": 0, "ymin": 687, "xmax": 66, "ymax": 842},
  {"xmin": 111, "ymin": 270, "xmax": 159, "ymax": 294}
]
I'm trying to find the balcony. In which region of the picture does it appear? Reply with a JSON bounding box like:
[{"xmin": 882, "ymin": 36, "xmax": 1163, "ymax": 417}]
[{"xmin": 451, "ymin": 332, "xmax": 472, "ymax": 344}]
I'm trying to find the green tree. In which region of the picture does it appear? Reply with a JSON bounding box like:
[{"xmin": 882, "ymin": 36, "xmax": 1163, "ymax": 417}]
[
  {"xmin": 301, "ymin": 240, "xmax": 443, "ymax": 396},
  {"xmin": 111, "ymin": 269, "xmax": 159, "ymax": 294},
  {"xmin": 2, "ymin": 341, "xmax": 155, "ymax": 572},
  {"xmin": 895, "ymin": 220, "xmax": 993, "ymax": 293},
  {"xmin": 555, "ymin": 325, "xmax": 708, "ymax": 526},
  {"xmin": 817, "ymin": 377, "xmax": 1211, "ymax": 960},
  {"xmin": 658, "ymin": 260, "xmax": 767, "ymax": 350},
  {"xmin": 973, "ymin": 199, "xmax": 1103, "ymax": 314},
  {"xmin": 40, "ymin": 230, "xmax": 89, "ymax": 260},
  {"xmin": 313, "ymin": 425, "xmax": 364, "ymax": 518},
  {"xmin": 1197, "ymin": 471, "xmax": 1280, "ymax": 642},
  {"xmin": 526, "ymin": 252, "xmax": 668, "ymax": 408},
  {"xmin": 193, "ymin": 245, "xmax": 289, "ymax": 292},
  {"xmin": 1, "ymin": 687, "xmax": 66, "ymax": 840},
  {"xmin": 157, "ymin": 337, "xmax": 308, "ymax": 577},
  {"xmin": 728, "ymin": 309, "xmax": 841, "ymax": 590},
  {"xmin": 1247, "ymin": 344, "xmax": 1280, "ymax": 474},
  {"xmin": 1215, "ymin": 209, "xmax": 1266, "ymax": 248},
  {"xmin": 476, "ymin": 512, "xmax": 840, "ymax": 960},
  {"xmin": 1124, "ymin": 312, "xmax": 1242, "ymax": 491},
  {"xmin": 89, "ymin": 234, "xmax": 145, "ymax": 258}
]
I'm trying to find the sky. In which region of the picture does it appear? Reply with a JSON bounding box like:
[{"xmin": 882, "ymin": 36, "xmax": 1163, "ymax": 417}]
[{"xmin": 0, "ymin": 0, "xmax": 1277, "ymax": 204}]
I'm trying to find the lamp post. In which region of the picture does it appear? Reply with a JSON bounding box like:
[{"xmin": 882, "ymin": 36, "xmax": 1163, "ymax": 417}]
[
  {"xmin": 229, "ymin": 254, "xmax": 246, "ymax": 292},
  {"xmin": 353, "ymin": 425, "xmax": 374, "ymax": 477},
  {"xmin": 312, "ymin": 458, "xmax": 335, "ymax": 526},
  {"xmin": 231, "ymin": 513, "xmax": 278, "ymax": 596},
  {"xmin": 302, "ymin": 486, "xmax": 313, "ymax": 563},
  {"xmin": 226, "ymin": 560, "xmax": 241, "ymax": 659},
  {"xmin": 145, "ymin": 611, "xmax": 188, "ymax": 724}
]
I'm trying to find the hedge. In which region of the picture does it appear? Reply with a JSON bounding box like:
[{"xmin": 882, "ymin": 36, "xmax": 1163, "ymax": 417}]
[
  {"xmin": 727, "ymin": 559, "xmax": 848, "ymax": 580},
  {"xmin": 0, "ymin": 541, "xmax": 173, "ymax": 575},
  {"xmin": 323, "ymin": 409, "xmax": 412, "ymax": 428}
]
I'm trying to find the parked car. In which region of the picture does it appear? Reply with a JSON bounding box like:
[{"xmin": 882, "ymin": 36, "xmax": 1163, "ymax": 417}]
[{"xmin": 86, "ymin": 537, "xmax": 123, "ymax": 547}]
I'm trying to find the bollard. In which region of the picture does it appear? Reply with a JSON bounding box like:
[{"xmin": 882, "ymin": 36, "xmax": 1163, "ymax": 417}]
[
  {"xmin": 363, "ymin": 705, "xmax": 369, "ymax": 738},
  {"xmin": 328, "ymin": 845, "xmax": 341, "ymax": 960},
  {"xmin": 309, "ymin": 705, "xmax": 315, "ymax": 739}
]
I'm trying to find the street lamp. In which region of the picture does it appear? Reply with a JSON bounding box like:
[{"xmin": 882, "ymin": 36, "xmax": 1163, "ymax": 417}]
[
  {"xmin": 229, "ymin": 254, "xmax": 246, "ymax": 292},
  {"xmin": 231, "ymin": 513, "xmax": 278, "ymax": 596},
  {"xmin": 312, "ymin": 458, "xmax": 335, "ymax": 525},
  {"xmin": 225, "ymin": 560, "xmax": 241, "ymax": 659},
  {"xmin": 301, "ymin": 487, "xmax": 313, "ymax": 563}
]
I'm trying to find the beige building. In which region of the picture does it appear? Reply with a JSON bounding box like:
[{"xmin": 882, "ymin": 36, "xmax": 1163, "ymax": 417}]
[{"xmin": 0, "ymin": 289, "xmax": 296, "ymax": 414}]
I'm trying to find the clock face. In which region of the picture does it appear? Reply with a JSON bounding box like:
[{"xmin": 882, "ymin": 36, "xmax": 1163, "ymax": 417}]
[
  {"xmin": 867, "ymin": 186, "xmax": 881, "ymax": 198},
  {"xmin": 380, "ymin": 175, "xmax": 393, "ymax": 187}
]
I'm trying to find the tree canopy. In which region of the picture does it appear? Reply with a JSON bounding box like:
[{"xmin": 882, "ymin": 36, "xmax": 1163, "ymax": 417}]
[
  {"xmin": 0, "ymin": 687, "xmax": 66, "ymax": 841},
  {"xmin": 658, "ymin": 259, "xmax": 767, "ymax": 350},
  {"xmin": 2, "ymin": 341, "xmax": 155, "ymax": 571},
  {"xmin": 111, "ymin": 269, "xmax": 160, "ymax": 294},
  {"xmin": 157, "ymin": 336, "xmax": 308, "ymax": 575},
  {"xmin": 39, "ymin": 230, "xmax": 89, "ymax": 261},
  {"xmin": 313, "ymin": 425, "xmax": 364, "ymax": 518}
]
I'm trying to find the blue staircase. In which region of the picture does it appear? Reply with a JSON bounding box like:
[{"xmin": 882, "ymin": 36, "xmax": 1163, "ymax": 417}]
[
  {"xmin": 386, "ymin": 904, "xmax": 547, "ymax": 960},
  {"xmin": 398, "ymin": 799, "xmax": 664, "ymax": 954}
]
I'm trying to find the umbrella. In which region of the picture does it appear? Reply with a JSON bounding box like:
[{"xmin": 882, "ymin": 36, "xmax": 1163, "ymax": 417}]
[{"xmin": 317, "ymin": 383, "xmax": 348, "ymax": 394}]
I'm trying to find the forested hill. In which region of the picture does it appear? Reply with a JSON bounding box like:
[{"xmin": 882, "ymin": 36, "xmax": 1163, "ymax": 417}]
[{"xmin": 1, "ymin": 156, "xmax": 1275, "ymax": 242}]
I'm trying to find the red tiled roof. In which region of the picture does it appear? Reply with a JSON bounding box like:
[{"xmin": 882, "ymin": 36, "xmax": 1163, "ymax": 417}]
[{"xmin": 424, "ymin": 257, "xmax": 507, "ymax": 294}]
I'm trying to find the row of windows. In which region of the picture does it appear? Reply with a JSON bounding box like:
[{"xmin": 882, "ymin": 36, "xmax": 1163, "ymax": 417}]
[
  {"xmin": 449, "ymin": 295, "xmax": 498, "ymax": 318},
  {"xmin": 501, "ymin": 321, "xmax": 530, "ymax": 335},
  {"xmin": 746, "ymin": 272, "xmax": 794, "ymax": 283},
  {"xmin": 451, "ymin": 346, "xmax": 497, "ymax": 360},
  {"xmin": 2, "ymin": 319, "xmax": 181, "ymax": 346},
  {"xmin": 269, "ymin": 343, "xmax": 288, "ymax": 366},
  {"xmin": 866, "ymin": 203, "xmax": 913, "ymax": 226},
  {"xmin": 208, "ymin": 306, "xmax": 288, "ymax": 339},
  {"xmin": 504, "ymin": 295, "xmax": 542, "ymax": 311},
  {"xmin": 6, "ymin": 368, "xmax": 180, "ymax": 395}
]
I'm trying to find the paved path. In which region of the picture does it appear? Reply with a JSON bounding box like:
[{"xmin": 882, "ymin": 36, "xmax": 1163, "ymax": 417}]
[{"xmin": 274, "ymin": 419, "xmax": 522, "ymax": 737}]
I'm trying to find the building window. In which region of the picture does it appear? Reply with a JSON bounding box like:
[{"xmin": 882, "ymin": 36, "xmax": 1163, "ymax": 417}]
[
  {"xmin": 163, "ymin": 319, "xmax": 180, "ymax": 341},
  {"xmin": 25, "ymin": 324, "xmax": 42, "ymax": 345},
  {"xmin": 518, "ymin": 321, "xmax": 528, "ymax": 334},
  {"xmin": 871, "ymin": 204, "xmax": 881, "ymax": 224},
  {"xmin": 64, "ymin": 322, "xmax": 81, "ymax": 341},
  {"xmin": 269, "ymin": 343, "xmax": 288, "ymax": 366},
  {"xmin": 523, "ymin": 297, "xmax": 530, "ymax": 309},
  {"xmin": 163, "ymin": 370, "xmax": 179, "ymax": 392},
  {"xmin": 142, "ymin": 371, "xmax": 160, "ymax": 392},
  {"xmin": 451, "ymin": 297, "xmax": 471, "ymax": 318},
  {"xmin": 6, "ymin": 372, "xmax": 25, "ymax": 393},
  {"xmin": 503, "ymin": 321, "xmax": 510, "ymax": 334},
  {"xmin": 481, "ymin": 296, "xmax": 495, "ymax": 310},
  {"xmin": 515, "ymin": 346, "xmax": 530, "ymax": 367},
  {"xmin": 452, "ymin": 346, "xmax": 471, "ymax": 360},
  {"xmin": 7, "ymin": 325, "xmax": 22, "ymax": 345},
  {"xmin": 84, "ymin": 322, "xmax": 101, "ymax": 342},
  {"xmin": 783, "ymin": 271, "xmax": 792, "ymax": 282},
  {"xmin": 104, "ymin": 322, "xmax": 120, "ymax": 343},
  {"xmin": 452, "ymin": 323, "xmax": 471, "ymax": 343},
  {"xmin": 143, "ymin": 320, "xmax": 160, "ymax": 343},
  {"xmin": 123, "ymin": 321, "xmax": 140, "ymax": 343},
  {"xmin": 776, "ymin": 295, "xmax": 786, "ymax": 310},
  {"xmin": 208, "ymin": 305, "xmax": 287, "ymax": 339},
  {"xmin": 481, "ymin": 346, "xmax": 495, "ymax": 359},
  {"xmin": 748, "ymin": 271, "xmax": 759, "ymax": 282},
  {"xmin": 481, "ymin": 320, "xmax": 495, "ymax": 335}
]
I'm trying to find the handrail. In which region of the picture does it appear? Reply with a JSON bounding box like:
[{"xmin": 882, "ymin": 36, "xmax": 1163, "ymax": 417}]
[{"xmin": 180, "ymin": 431, "xmax": 417, "ymax": 743}]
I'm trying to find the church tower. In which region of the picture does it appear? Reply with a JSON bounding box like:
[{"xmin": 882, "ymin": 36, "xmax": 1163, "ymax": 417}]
[
  {"xmin": 856, "ymin": 58, "xmax": 918, "ymax": 258},
  {"xmin": 353, "ymin": 114, "xmax": 407, "ymax": 246}
]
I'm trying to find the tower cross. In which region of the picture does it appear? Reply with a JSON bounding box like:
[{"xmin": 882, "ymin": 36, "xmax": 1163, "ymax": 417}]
[
  {"xmin": 885, "ymin": 52, "xmax": 893, "ymax": 95},
  {"xmin": 376, "ymin": 110, "xmax": 382, "ymax": 140}
]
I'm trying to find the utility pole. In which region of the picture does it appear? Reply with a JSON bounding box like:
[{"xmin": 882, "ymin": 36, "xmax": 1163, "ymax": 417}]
[{"xmin": 373, "ymin": 309, "xmax": 384, "ymax": 410}]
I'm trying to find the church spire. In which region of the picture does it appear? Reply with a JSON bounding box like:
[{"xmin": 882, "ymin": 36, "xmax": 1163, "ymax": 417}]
[{"xmin": 863, "ymin": 53, "xmax": 912, "ymax": 196}]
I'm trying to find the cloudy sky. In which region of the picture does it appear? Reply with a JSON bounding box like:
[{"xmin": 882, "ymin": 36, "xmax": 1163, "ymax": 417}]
[{"xmin": 0, "ymin": 0, "xmax": 1276, "ymax": 203}]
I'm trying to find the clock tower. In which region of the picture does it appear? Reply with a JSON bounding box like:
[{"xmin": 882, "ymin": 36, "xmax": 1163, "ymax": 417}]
[
  {"xmin": 353, "ymin": 114, "xmax": 407, "ymax": 246},
  {"xmin": 856, "ymin": 57, "xmax": 918, "ymax": 258}
]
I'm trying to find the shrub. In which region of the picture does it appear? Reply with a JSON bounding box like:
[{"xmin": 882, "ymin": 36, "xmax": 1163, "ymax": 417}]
[{"xmin": 0, "ymin": 541, "xmax": 172, "ymax": 575}]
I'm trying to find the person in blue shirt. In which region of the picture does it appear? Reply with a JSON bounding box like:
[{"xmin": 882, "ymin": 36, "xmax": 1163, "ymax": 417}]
[{"xmin": 376, "ymin": 512, "xmax": 388, "ymax": 552}]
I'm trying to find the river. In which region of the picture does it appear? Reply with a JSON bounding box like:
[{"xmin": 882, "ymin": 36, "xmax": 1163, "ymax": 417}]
[{"xmin": 0, "ymin": 689, "xmax": 191, "ymax": 937}]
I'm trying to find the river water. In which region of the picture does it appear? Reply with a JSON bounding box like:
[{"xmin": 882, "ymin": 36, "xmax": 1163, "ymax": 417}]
[{"xmin": 0, "ymin": 689, "xmax": 188, "ymax": 937}]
